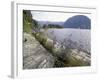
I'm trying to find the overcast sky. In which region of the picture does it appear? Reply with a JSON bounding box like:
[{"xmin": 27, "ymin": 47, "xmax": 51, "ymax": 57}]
[{"xmin": 31, "ymin": 11, "xmax": 91, "ymax": 22}]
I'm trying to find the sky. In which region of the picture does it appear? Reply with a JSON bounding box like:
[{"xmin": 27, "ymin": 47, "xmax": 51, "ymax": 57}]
[{"xmin": 31, "ymin": 11, "xmax": 91, "ymax": 22}]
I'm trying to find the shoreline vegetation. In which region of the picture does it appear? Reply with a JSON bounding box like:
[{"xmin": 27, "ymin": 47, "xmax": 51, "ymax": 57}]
[
  {"xmin": 23, "ymin": 10, "xmax": 91, "ymax": 69},
  {"xmin": 32, "ymin": 31, "xmax": 90, "ymax": 67}
]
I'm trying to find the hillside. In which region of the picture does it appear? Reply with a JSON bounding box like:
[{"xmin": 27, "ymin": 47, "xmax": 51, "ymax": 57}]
[
  {"xmin": 23, "ymin": 10, "xmax": 38, "ymax": 33},
  {"xmin": 63, "ymin": 15, "xmax": 91, "ymax": 29}
]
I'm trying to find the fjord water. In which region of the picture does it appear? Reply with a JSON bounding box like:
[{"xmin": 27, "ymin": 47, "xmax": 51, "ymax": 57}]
[{"xmin": 46, "ymin": 28, "xmax": 91, "ymax": 53}]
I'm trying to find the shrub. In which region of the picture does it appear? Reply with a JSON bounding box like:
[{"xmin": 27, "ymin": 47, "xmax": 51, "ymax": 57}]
[
  {"xmin": 54, "ymin": 58, "xmax": 66, "ymax": 67},
  {"xmin": 45, "ymin": 39, "xmax": 54, "ymax": 53},
  {"xmin": 41, "ymin": 37, "xmax": 47, "ymax": 46}
]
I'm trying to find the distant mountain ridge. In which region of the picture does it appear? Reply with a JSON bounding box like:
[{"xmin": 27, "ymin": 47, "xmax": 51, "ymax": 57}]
[{"xmin": 36, "ymin": 15, "xmax": 91, "ymax": 29}]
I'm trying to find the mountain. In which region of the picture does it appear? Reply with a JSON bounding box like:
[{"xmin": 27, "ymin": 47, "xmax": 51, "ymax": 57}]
[
  {"xmin": 37, "ymin": 21, "xmax": 64, "ymax": 27},
  {"xmin": 63, "ymin": 15, "xmax": 91, "ymax": 29}
]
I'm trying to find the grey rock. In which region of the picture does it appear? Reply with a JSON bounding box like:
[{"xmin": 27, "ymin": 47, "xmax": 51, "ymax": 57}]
[{"xmin": 23, "ymin": 33, "xmax": 55, "ymax": 69}]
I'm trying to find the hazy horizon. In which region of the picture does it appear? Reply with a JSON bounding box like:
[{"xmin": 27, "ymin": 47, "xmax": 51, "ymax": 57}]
[{"xmin": 31, "ymin": 11, "xmax": 91, "ymax": 22}]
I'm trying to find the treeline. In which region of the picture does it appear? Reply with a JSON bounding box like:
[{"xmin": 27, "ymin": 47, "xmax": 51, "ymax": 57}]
[
  {"xmin": 43, "ymin": 24, "xmax": 63, "ymax": 29},
  {"xmin": 23, "ymin": 10, "xmax": 63, "ymax": 34},
  {"xmin": 23, "ymin": 10, "xmax": 38, "ymax": 33}
]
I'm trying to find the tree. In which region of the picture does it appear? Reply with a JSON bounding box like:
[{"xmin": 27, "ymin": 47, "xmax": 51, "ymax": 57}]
[{"xmin": 23, "ymin": 10, "xmax": 38, "ymax": 33}]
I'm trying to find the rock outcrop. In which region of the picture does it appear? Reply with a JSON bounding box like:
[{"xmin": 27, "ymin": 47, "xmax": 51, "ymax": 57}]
[
  {"xmin": 23, "ymin": 33, "xmax": 55, "ymax": 69},
  {"xmin": 66, "ymin": 49, "xmax": 91, "ymax": 66}
]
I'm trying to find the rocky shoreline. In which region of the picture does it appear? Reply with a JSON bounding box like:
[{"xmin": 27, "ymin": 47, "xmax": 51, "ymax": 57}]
[
  {"xmin": 23, "ymin": 33, "xmax": 55, "ymax": 69},
  {"xmin": 23, "ymin": 32, "xmax": 91, "ymax": 69}
]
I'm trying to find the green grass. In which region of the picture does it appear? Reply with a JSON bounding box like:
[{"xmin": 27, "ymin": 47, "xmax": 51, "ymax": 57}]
[
  {"xmin": 23, "ymin": 22, "xmax": 32, "ymax": 33},
  {"xmin": 33, "ymin": 32, "xmax": 54, "ymax": 53}
]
